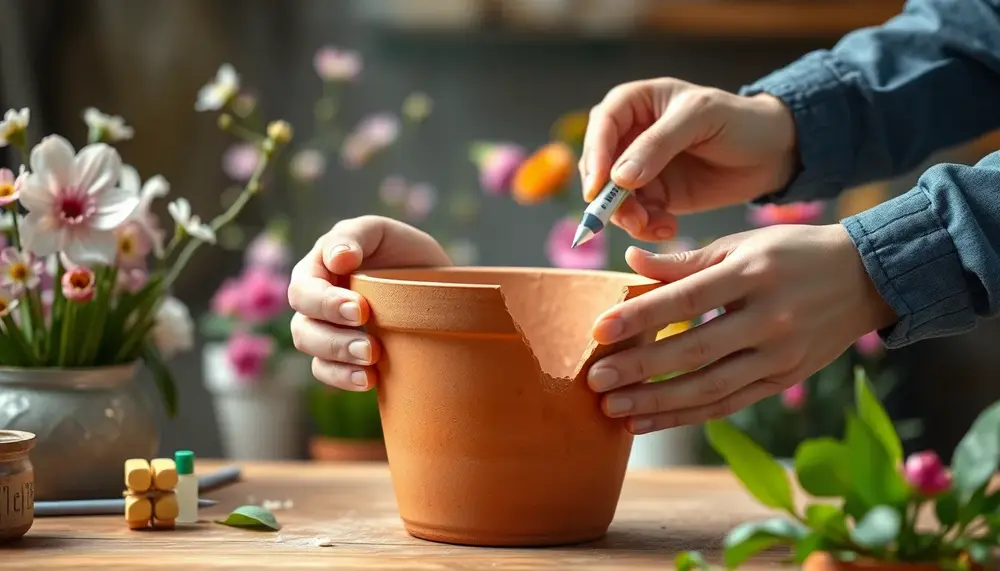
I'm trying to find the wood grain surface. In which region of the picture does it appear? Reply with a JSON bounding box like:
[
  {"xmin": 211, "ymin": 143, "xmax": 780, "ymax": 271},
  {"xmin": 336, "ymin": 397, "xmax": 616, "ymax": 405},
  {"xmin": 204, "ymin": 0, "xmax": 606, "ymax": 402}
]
[{"xmin": 4, "ymin": 462, "xmax": 789, "ymax": 570}]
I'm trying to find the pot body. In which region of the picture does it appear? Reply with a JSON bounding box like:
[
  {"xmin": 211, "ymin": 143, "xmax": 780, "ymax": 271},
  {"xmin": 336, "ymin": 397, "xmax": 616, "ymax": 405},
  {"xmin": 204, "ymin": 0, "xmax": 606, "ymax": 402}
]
[
  {"xmin": 352, "ymin": 267, "xmax": 660, "ymax": 547},
  {"xmin": 0, "ymin": 363, "xmax": 159, "ymax": 500},
  {"xmin": 203, "ymin": 343, "xmax": 310, "ymax": 460}
]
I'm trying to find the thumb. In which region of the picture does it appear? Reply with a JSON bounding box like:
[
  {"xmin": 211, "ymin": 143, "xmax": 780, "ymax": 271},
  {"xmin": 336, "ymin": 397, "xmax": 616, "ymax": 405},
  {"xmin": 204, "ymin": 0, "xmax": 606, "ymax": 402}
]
[
  {"xmin": 610, "ymin": 97, "xmax": 715, "ymax": 190},
  {"xmin": 320, "ymin": 215, "xmax": 452, "ymax": 275},
  {"xmin": 625, "ymin": 245, "xmax": 723, "ymax": 283}
]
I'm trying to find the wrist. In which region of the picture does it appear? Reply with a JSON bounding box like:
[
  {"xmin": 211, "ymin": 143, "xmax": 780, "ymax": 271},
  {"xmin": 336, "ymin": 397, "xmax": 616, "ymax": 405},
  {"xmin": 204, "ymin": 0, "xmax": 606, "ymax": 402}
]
[
  {"xmin": 825, "ymin": 223, "xmax": 898, "ymax": 332},
  {"xmin": 754, "ymin": 93, "xmax": 799, "ymax": 186}
]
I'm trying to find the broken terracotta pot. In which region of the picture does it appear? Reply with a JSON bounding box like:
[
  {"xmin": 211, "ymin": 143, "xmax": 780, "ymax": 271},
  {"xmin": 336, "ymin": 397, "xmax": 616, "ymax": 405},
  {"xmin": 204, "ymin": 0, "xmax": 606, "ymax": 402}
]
[{"xmin": 350, "ymin": 266, "xmax": 661, "ymax": 547}]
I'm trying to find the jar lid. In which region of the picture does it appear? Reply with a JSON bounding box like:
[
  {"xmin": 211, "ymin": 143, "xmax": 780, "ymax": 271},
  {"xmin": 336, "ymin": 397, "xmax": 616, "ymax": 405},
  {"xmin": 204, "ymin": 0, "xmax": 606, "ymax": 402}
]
[{"xmin": 0, "ymin": 430, "xmax": 36, "ymax": 455}]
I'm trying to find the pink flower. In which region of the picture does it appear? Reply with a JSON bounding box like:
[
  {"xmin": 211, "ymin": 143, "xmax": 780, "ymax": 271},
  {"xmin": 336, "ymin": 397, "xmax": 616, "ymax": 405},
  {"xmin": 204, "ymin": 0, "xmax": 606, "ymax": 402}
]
[
  {"xmin": 289, "ymin": 149, "xmax": 326, "ymax": 182},
  {"xmin": 62, "ymin": 266, "xmax": 96, "ymax": 302},
  {"xmin": 222, "ymin": 143, "xmax": 260, "ymax": 182},
  {"xmin": 0, "ymin": 167, "xmax": 23, "ymax": 206},
  {"xmin": 313, "ymin": 47, "xmax": 362, "ymax": 81},
  {"xmin": 477, "ymin": 144, "xmax": 526, "ymax": 195},
  {"xmin": 245, "ymin": 231, "xmax": 292, "ymax": 272},
  {"xmin": 226, "ymin": 331, "xmax": 275, "ymax": 381},
  {"xmin": 237, "ymin": 268, "xmax": 289, "ymax": 322},
  {"xmin": 114, "ymin": 220, "xmax": 151, "ymax": 269},
  {"xmin": 903, "ymin": 451, "xmax": 951, "ymax": 496},
  {"xmin": 545, "ymin": 216, "xmax": 607, "ymax": 270},
  {"xmin": 341, "ymin": 113, "xmax": 400, "ymax": 169},
  {"xmin": 379, "ymin": 176, "xmax": 408, "ymax": 207},
  {"xmin": 748, "ymin": 201, "xmax": 826, "ymax": 227},
  {"xmin": 855, "ymin": 331, "xmax": 884, "ymax": 357},
  {"xmin": 116, "ymin": 267, "xmax": 148, "ymax": 294},
  {"xmin": 404, "ymin": 183, "xmax": 437, "ymax": 222},
  {"xmin": 781, "ymin": 383, "xmax": 807, "ymax": 409},
  {"xmin": 210, "ymin": 278, "xmax": 243, "ymax": 316}
]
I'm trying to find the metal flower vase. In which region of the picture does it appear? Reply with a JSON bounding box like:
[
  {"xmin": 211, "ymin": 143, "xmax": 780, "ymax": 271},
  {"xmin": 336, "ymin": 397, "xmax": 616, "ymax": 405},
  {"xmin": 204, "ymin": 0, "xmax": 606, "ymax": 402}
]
[{"xmin": 0, "ymin": 362, "xmax": 159, "ymax": 500}]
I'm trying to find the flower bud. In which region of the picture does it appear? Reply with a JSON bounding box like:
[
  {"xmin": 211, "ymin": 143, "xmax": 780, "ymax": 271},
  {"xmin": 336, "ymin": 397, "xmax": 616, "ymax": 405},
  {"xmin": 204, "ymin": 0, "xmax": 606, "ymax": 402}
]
[
  {"xmin": 62, "ymin": 267, "xmax": 96, "ymax": 303},
  {"xmin": 781, "ymin": 383, "xmax": 807, "ymax": 409},
  {"xmin": 217, "ymin": 113, "xmax": 234, "ymax": 131},
  {"xmin": 266, "ymin": 120, "xmax": 293, "ymax": 144},
  {"xmin": 903, "ymin": 451, "xmax": 951, "ymax": 496}
]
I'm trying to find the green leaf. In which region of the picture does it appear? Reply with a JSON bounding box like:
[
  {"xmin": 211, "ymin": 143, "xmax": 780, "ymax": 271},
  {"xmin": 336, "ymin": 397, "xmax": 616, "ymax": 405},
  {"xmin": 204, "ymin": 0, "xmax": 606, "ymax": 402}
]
[
  {"xmin": 845, "ymin": 413, "xmax": 909, "ymax": 510},
  {"xmin": 951, "ymin": 400, "xmax": 1000, "ymax": 497},
  {"xmin": 723, "ymin": 518, "xmax": 806, "ymax": 569},
  {"xmin": 674, "ymin": 551, "xmax": 712, "ymax": 571},
  {"xmin": 855, "ymin": 367, "xmax": 903, "ymax": 464},
  {"xmin": 793, "ymin": 532, "xmax": 829, "ymax": 564},
  {"xmin": 966, "ymin": 541, "xmax": 992, "ymax": 565},
  {"xmin": 849, "ymin": 505, "xmax": 901, "ymax": 549},
  {"xmin": 805, "ymin": 504, "xmax": 849, "ymax": 541},
  {"xmin": 794, "ymin": 438, "xmax": 850, "ymax": 497},
  {"xmin": 141, "ymin": 343, "xmax": 178, "ymax": 418},
  {"xmin": 199, "ymin": 313, "xmax": 237, "ymax": 339},
  {"xmin": 936, "ymin": 490, "xmax": 959, "ymax": 527},
  {"xmin": 957, "ymin": 484, "xmax": 988, "ymax": 526},
  {"xmin": 215, "ymin": 505, "xmax": 281, "ymax": 531},
  {"xmin": 705, "ymin": 420, "xmax": 796, "ymax": 513}
]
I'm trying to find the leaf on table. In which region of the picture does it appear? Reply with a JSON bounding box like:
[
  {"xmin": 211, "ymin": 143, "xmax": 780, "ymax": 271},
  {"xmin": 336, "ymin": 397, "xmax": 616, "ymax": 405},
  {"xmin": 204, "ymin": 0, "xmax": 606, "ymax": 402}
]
[
  {"xmin": 854, "ymin": 367, "xmax": 902, "ymax": 464},
  {"xmin": 215, "ymin": 505, "xmax": 282, "ymax": 531},
  {"xmin": 849, "ymin": 505, "xmax": 901, "ymax": 549},
  {"xmin": 951, "ymin": 400, "xmax": 1000, "ymax": 498},
  {"xmin": 674, "ymin": 551, "xmax": 712, "ymax": 570},
  {"xmin": 705, "ymin": 419, "xmax": 796, "ymax": 514}
]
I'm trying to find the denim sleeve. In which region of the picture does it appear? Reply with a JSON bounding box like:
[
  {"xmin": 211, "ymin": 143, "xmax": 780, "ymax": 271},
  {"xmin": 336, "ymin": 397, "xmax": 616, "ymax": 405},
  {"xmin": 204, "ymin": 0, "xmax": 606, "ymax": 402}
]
[
  {"xmin": 740, "ymin": 0, "xmax": 1000, "ymax": 203},
  {"xmin": 842, "ymin": 153, "xmax": 1000, "ymax": 348}
]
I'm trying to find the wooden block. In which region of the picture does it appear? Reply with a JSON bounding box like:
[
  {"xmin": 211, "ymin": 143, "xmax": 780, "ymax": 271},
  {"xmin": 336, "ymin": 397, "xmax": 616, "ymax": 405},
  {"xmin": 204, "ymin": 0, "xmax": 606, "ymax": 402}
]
[
  {"xmin": 151, "ymin": 518, "xmax": 175, "ymax": 530},
  {"xmin": 124, "ymin": 458, "xmax": 151, "ymax": 492},
  {"xmin": 150, "ymin": 458, "xmax": 178, "ymax": 490},
  {"xmin": 153, "ymin": 492, "xmax": 179, "ymax": 521},
  {"xmin": 125, "ymin": 494, "xmax": 152, "ymax": 523},
  {"xmin": 127, "ymin": 520, "xmax": 148, "ymax": 530}
]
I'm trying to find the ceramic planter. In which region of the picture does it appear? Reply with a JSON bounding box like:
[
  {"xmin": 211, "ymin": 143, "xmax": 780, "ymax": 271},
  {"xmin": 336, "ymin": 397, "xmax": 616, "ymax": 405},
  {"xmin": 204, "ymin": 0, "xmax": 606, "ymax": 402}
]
[
  {"xmin": 0, "ymin": 363, "xmax": 159, "ymax": 500},
  {"xmin": 350, "ymin": 266, "xmax": 661, "ymax": 547},
  {"xmin": 203, "ymin": 343, "xmax": 311, "ymax": 460},
  {"xmin": 803, "ymin": 552, "xmax": 960, "ymax": 571}
]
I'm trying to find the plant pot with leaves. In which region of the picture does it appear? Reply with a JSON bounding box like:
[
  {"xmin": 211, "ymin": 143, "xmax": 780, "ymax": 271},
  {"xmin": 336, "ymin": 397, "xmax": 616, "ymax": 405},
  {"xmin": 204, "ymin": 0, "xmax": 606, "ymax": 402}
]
[
  {"xmin": 306, "ymin": 381, "xmax": 386, "ymax": 462},
  {"xmin": 0, "ymin": 64, "xmax": 291, "ymax": 499},
  {"xmin": 676, "ymin": 368, "xmax": 999, "ymax": 571}
]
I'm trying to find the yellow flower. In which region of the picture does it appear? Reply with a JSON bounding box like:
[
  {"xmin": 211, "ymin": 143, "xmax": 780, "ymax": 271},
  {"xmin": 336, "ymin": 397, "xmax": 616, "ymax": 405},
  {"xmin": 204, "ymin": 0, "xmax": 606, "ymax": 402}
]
[
  {"xmin": 511, "ymin": 142, "xmax": 575, "ymax": 205},
  {"xmin": 656, "ymin": 321, "xmax": 692, "ymax": 341},
  {"xmin": 550, "ymin": 111, "xmax": 588, "ymax": 146}
]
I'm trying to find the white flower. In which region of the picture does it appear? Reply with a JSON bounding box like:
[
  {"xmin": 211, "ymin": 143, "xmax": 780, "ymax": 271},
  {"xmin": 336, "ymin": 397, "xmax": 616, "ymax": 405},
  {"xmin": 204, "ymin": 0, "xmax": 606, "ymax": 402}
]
[
  {"xmin": 0, "ymin": 108, "xmax": 29, "ymax": 147},
  {"xmin": 120, "ymin": 164, "xmax": 169, "ymax": 256},
  {"xmin": 0, "ymin": 286, "xmax": 18, "ymax": 318},
  {"xmin": 83, "ymin": 108, "xmax": 134, "ymax": 142},
  {"xmin": 18, "ymin": 135, "xmax": 139, "ymax": 265},
  {"xmin": 151, "ymin": 296, "xmax": 194, "ymax": 359},
  {"xmin": 167, "ymin": 198, "xmax": 216, "ymax": 244},
  {"xmin": 195, "ymin": 64, "xmax": 240, "ymax": 112}
]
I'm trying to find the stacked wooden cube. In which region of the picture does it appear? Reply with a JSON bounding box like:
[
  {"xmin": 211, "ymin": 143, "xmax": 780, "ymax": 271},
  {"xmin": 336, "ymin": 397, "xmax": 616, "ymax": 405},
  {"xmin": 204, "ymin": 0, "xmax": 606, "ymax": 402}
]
[{"xmin": 123, "ymin": 458, "xmax": 179, "ymax": 530}]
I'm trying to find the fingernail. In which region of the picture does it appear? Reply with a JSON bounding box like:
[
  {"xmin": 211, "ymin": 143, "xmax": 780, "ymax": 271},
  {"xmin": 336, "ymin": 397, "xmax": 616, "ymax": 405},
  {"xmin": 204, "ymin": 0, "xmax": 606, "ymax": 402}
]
[
  {"xmin": 329, "ymin": 244, "xmax": 351, "ymax": 256},
  {"xmin": 588, "ymin": 366, "xmax": 619, "ymax": 392},
  {"xmin": 613, "ymin": 160, "xmax": 641, "ymax": 185},
  {"xmin": 339, "ymin": 301, "xmax": 361, "ymax": 323},
  {"xmin": 350, "ymin": 370, "xmax": 368, "ymax": 388},
  {"xmin": 348, "ymin": 340, "xmax": 371, "ymax": 363},
  {"xmin": 604, "ymin": 395, "xmax": 634, "ymax": 416},
  {"xmin": 631, "ymin": 418, "xmax": 654, "ymax": 433},
  {"xmin": 594, "ymin": 316, "xmax": 625, "ymax": 343},
  {"xmin": 655, "ymin": 227, "xmax": 675, "ymax": 240},
  {"xmin": 627, "ymin": 246, "xmax": 655, "ymax": 258},
  {"xmin": 620, "ymin": 214, "xmax": 639, "ymax": 234}
]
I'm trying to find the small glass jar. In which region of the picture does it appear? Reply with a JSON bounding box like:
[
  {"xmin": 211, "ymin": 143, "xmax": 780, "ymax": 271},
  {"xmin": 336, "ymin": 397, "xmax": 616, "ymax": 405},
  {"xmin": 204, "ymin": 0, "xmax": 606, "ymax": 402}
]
[{"xmin": 0, "ymin": 430, "xmax": 36, "ymax": 543}]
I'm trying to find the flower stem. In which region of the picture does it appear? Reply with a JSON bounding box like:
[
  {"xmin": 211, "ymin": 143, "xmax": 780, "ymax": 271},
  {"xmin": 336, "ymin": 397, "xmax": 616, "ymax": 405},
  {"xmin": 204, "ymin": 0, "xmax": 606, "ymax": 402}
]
[
  {"xmin": 2, "ymin": 313, "xmax": 36, "ymax": 365},
  {"xmin": 57, "ymin": 301, "xmax": 77, "ymax": 366},
  {"xmin": 7, "ymin": 204, "xmax": 21, "ymax": 250}
]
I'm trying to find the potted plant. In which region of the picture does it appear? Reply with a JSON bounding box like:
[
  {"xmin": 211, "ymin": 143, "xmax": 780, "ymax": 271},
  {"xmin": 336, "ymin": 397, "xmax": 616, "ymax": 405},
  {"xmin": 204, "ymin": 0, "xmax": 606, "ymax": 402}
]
[
  {"xmin": 675, "ymin": 368, "xmax": 1000, "ymax": 570},
  {"xmin": 199, "ymin": 222, "xmax": 309, "ymax": 459},
  {"xmin": 0, "ymin": 63, "xmax": 290, "ymax": 499}
]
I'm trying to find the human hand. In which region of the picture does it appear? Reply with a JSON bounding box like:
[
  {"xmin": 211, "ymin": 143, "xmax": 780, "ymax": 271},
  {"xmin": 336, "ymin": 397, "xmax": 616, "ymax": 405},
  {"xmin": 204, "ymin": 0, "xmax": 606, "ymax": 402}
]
[
  {"xmin": 586, "ymin": 223, "xmax": 898, "ymax": 433},
  {"xmin": 288, "ymin": 215, "xmax": 451, "ymax": 391},
  {"xmin": 580, "ymin": 78, "xmax": 799, "ymax": 241}
]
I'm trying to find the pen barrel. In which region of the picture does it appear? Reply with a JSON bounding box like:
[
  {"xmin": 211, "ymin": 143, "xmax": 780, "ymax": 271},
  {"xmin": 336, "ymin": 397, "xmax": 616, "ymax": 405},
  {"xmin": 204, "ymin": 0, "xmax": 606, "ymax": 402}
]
[{"xmin": 585, "ymin": 182, "xmax": 630, "ymax": 223}]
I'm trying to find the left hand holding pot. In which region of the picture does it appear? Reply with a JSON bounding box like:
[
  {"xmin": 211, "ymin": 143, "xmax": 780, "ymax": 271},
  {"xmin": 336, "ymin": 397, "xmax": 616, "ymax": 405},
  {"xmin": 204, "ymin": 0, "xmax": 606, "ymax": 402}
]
[{"xmin": 585, "ymin": 223, "xmax": 898, "ymax": 434}]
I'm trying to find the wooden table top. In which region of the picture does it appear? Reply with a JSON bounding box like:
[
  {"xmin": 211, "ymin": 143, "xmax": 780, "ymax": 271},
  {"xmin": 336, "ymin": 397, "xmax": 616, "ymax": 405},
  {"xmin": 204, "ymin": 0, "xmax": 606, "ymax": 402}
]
[{"xmin": 6, "ymin": 461, "xmax": 787, "ymax": 570}]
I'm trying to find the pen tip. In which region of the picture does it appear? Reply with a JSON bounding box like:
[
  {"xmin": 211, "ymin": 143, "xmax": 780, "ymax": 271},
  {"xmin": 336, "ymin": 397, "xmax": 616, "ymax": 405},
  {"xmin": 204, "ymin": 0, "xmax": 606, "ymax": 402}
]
[{"xmin": 571, "ymin": 226, "xmax": 593, "ymax": 249}]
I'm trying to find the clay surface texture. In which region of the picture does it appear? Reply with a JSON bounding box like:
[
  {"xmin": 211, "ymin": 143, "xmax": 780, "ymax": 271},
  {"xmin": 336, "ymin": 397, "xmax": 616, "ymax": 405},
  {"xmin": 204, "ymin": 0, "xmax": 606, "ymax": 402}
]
[{"xmin": 350, "ymin": 266, "xmax": 661, "ymax": 547}]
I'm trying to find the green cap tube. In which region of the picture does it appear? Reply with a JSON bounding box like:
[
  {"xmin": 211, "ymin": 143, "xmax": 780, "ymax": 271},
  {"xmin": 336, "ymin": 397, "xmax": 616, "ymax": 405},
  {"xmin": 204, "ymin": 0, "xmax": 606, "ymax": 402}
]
[{"xmin": 174, "ymin": 450, "xmax": 195, "ymax": 475}]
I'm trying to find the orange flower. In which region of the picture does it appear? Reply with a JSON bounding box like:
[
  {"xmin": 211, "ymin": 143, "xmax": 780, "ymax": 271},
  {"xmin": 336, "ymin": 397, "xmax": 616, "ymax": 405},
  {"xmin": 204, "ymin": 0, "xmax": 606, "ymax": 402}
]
[{"xmin": 511, "ymin": 142, "xmax": 575, "ymax": 205}]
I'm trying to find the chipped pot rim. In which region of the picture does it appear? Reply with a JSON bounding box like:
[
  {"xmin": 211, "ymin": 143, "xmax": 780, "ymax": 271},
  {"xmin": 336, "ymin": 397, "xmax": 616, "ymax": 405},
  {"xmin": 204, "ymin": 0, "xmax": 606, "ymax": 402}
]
[
  {"xmin": 351, "ymin": 266, "xmax": 658, "ymax": 289},
  {"xmin": 0, "ymin": 430, "xmax": 36, "ymax": 456}
]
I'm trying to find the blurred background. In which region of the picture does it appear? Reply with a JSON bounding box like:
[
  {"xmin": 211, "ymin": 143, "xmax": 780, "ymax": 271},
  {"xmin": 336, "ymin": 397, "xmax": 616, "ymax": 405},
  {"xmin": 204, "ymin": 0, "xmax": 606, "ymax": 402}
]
[{"xmin": 4, "ymin": 0, "xmax": 998, "ymax": 467}]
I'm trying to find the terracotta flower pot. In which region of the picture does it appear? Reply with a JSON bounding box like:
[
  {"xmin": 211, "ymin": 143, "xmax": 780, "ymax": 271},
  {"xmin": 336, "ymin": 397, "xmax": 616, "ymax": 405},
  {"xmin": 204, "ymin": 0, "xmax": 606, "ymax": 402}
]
[
  {"xmin": 350, "ymin": 266, "xmax": 661, "ymax": 547},
  {"xmin": 308, "ymin": 435, "xmax": 387, "ymax": 462},
  {"xmin": 803, "ymin": 552, "xmax": 969, "ymax": 571}
]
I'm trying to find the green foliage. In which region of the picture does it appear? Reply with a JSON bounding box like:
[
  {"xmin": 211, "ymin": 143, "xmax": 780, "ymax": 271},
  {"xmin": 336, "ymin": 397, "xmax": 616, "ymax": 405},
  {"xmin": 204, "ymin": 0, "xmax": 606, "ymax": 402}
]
[
  {"xmin": 215, "ymin": 505, "xmax": 281, "ymax": 531},
  {"xmin": 307, "ymin": 381, "xmax": 383, "ymax": 439},
  {"xmin": 677, "ymin": 368, "xmax": 1000, "ymax": 570}
]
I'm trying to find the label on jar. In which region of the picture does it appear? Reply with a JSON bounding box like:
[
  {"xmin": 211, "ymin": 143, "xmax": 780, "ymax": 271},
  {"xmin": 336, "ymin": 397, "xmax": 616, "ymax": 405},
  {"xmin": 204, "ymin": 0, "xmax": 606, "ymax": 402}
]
[{"xmin": 0, "ymin": 471, "xmax": 34, "ymax": 529}]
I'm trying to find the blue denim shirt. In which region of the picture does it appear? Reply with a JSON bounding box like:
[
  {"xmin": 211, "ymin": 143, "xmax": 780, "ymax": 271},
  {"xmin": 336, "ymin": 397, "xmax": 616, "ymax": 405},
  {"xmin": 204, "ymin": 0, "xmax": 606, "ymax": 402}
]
[{"xmin": 739, "ymin": 0, "xmax": 1000, "ymax": 349}]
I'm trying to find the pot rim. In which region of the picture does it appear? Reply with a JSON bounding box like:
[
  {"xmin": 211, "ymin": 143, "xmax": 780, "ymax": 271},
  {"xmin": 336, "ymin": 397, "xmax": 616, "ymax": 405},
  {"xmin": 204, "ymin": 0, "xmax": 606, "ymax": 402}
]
[
  {"xmin": 351, "ymin": 266, "xmax": 657, "ymax": 289},
  {"xmin": 0, "ymin": 361, "xmax": 140, "ymax": 389}
]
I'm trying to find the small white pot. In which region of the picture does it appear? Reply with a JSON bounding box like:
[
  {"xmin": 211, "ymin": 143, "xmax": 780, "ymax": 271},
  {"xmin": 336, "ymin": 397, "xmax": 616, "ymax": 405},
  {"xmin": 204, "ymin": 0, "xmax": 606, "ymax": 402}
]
[
  {"xmin": 627, "ymin": 425, "xmax": 701, "ymax": 469},
  {"xmin": 202, "ymin": 343, "xmax": 311, "ymax": 460}
]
